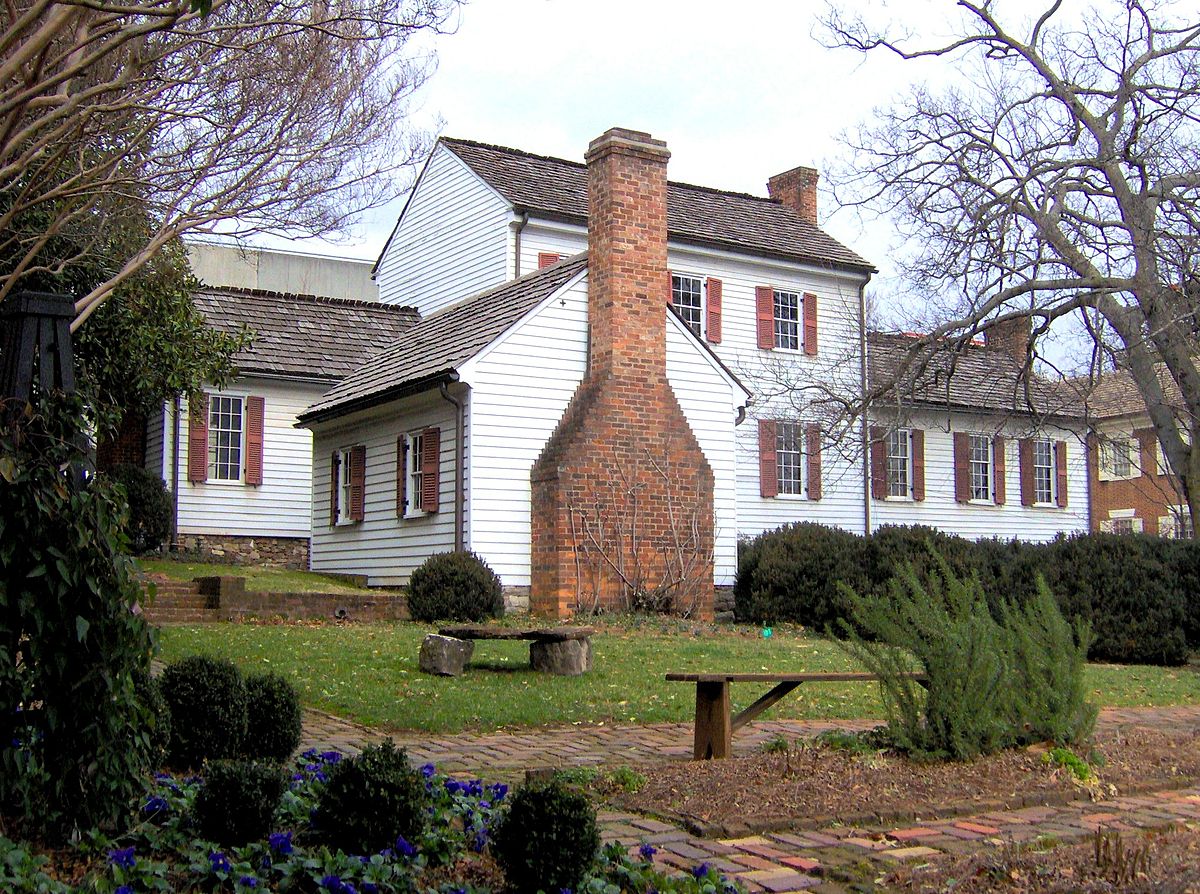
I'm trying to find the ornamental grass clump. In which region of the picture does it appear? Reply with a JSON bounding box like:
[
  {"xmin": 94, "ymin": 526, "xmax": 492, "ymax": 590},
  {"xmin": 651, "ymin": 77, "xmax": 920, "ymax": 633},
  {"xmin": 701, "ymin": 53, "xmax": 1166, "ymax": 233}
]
[
  {"xmin": 242, "ymin": 671, "xmax": 302, "ymax": 762},
  {"xmin": 406, "ymin": 550, "xmax": 503, "ymax": 622},
  {"xmin": 312, "ymin": 739, "xmax": 428, "ymax": 854},
  {"xmin": 192, "ymin": 759, "xmax": 286, "ymax": 846},
  {"xmin": 836, "ymin": 547, "xmax": 1095, "ymax": 761},
  {"xmin": 491, "ymin": 779, "xmax": 600, "ymax": 894},
  {"xmin": 159, "ymin": 655, "xmax": 249, "ymax": 769}
]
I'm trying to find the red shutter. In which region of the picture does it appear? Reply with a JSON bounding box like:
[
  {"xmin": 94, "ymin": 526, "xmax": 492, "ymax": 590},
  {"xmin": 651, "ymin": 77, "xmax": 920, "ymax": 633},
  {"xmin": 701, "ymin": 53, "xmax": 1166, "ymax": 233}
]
[
  {"xmin": 329, "ymin": 451, "xmax": 339, "ymax": 527},
  {"xmin": 421, "ymin": 426, "xmax": 440, "ymax": 512},
  {"xmin": 1055, "ymin": 440, "xmax": 1069, "ymax": 508},
  {"xmin": 806, "ymin": 424, "xmax": 822, "ymax": 500},
  {"xmin": 755, "ymin": 286, "xmax": 774, "ymax": 349},
  {"xmin": 911, "ymin": 429, "xmax": 925, "ymax": 501},
  {"xmin": 953, "ymin": 432, "xmax": 970, "ymax": 503},
  {"xmin": 1019, "ymin": 439, "xmax": 1034, "ymax": 506},
  {"xmin": 187, "ymin": 393, "xmax": 209, "ymax": 483},
  {"xmin": 993, "ymin": 436, "xmax": 1006, "ymax": 505},
  {"xmin": 245, "ymin": 396, "xmax": 264, "ymax": 486},
  {"xmin": 396, "ymin": 436, "xmax": 407, "ymax": 516},
  {"xmin": 758, "ymin": 420, "xmax": 778, "ymax": 498},
  {"xmin": 803, "ymin": 292, "xmax": 818, "ymax": 356},
  {"xmin": 537, "ymin": 252, "xmax": 560, "ymax": 269},
  {"xmin": 706, "ymin": 277, "xmax": 722, "ymax": 344},
  {"xmin": 348, "ymin": 445, "xmax": 366, "ymax": 522},
  {"xmin": 869, "ymin": 425, "xmax": 886, "ymax": 499}
]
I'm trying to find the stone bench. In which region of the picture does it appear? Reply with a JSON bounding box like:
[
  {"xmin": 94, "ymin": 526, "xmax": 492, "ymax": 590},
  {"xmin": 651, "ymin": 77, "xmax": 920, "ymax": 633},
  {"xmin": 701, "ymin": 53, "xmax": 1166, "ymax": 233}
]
[{"xmin": 419, "ymin": 625, "xmax": 596, "ymax": 676}]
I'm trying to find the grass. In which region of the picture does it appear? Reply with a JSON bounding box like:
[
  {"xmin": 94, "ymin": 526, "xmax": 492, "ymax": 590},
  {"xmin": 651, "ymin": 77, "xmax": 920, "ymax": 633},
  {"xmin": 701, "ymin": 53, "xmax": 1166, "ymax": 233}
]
[
  {"xmin": 156, "ymin": 620, "xmax": 1200, "ymax": 734},
  {"xmin": 137, "ymin": 557, "xmax": 377, "ymax": 596}
]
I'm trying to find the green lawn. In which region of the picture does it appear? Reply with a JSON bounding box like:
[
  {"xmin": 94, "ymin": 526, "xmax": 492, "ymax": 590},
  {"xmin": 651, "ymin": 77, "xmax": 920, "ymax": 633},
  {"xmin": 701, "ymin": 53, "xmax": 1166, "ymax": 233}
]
[
  {"xmin": 138, "ymin": 557, "xmax": 377, "ymax": 596},
  {"xmin": 156, "ymin": 621, "xmax": 1200, "ymax": 734}
]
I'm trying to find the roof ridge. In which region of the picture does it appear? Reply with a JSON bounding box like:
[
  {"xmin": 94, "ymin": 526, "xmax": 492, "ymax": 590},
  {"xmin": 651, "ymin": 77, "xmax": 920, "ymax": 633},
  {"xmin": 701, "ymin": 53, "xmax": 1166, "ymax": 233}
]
[{"xmin": 197, "ymin": 285, "xmax": 418, "ymax": 314}]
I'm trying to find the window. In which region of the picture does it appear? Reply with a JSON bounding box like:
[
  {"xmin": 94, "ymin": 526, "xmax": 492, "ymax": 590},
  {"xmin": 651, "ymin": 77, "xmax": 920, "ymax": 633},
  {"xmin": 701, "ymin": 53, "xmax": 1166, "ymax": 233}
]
[
  {"xmin": 406, "ymin": 431, "xmax": 425, "ymax": 516},
  {"xmin": 1033, "ymin": 438, "xmax": 1055, "ymax": 504},
  {"xmin": 1160, "ymin": 507, "xmax": 1195, "ymax": 539},
  {"xmin": 208, "ymin": 395, "xmax": 244, "ymax": 481},
  {"xmin": 969, "ymin": 434, "xmax": 993, "ymax": 501},
  {"xmin": 1103, "ymin": 438, "xmax": 1135, "ymax": 478},
  {"xmin": 336, "ymin": 447, "xmax": 355, "ymax": 524},
  {"xmin": 774, "ymin": 290, "xmax": 800, "ymax": 350},
  {"xmin": 886, "ymin": 429, "xmax": 911, "ymax": 498},
  {"xmin": 671, "ymin": 274, "xmax": 703, "ymax": 338},
  {"xmin": 1102, "ymin": 509, "xmax": 1141, "ymax": 534},
  {"xmin": 776, "ymin": 422, "xmax": 804, "ymax": 495},
  {"xmin": 1110, "ymin": 517, "xmax": 1136, "ymax": 535}
]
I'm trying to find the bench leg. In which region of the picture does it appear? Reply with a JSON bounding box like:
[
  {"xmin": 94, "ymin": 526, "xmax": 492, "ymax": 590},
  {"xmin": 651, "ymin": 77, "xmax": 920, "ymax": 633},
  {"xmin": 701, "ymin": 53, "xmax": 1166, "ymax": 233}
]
[{"xmin": 694, "ymin": 681, "xmax": 731, "ymax": 760}]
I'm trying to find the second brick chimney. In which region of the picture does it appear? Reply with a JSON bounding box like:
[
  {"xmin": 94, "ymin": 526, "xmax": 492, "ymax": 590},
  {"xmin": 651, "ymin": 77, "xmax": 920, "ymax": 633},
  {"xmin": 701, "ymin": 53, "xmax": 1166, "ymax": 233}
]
[
  {"xmin": 985, "ymin": 316, "xmax": 1032, "ymax": 363},
  {"xmin": 768, "ymin": 165, "xmax": 820, "ymax": 225},
  {"xmin": 530, "ymin": 128, "xmax": 715, "ymax": 619}
]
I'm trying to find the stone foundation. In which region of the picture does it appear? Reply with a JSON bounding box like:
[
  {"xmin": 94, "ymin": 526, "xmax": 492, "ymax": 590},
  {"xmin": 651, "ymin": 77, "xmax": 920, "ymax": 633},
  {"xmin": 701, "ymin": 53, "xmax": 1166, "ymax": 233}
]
[
  {"xmin": 194, "ymin": 575, "xmax": 407, "ymax": 621},
  {"xmin": 175, "ymin": 533, "xmax": 309, "ymax": 568},
  {"xmin": 502, "ymin": 585, "xmax": 530, "ymax": 614},
  {"xmin": 713, "ymin": 585, "xmax": 735, "ymax": 620}
]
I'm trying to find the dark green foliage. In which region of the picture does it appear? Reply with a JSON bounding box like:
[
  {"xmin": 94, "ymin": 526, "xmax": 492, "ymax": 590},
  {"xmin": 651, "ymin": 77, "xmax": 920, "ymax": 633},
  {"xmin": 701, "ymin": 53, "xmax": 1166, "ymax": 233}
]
[
  {"xmin": 133, "ymin": 669, "xmax": 173, "ymax": 769},
  {"xmin": 106, "ymin": 464, "xmax": 172, "ymax": 555},
  {"xmin": 406, "ymin": 550, "xmax": 504, "ymax": 622},
  {"xmin": 734, "ymin": 523, "xmax": 870, "ymax": 628},
  {"xmin": 1170, "ymin": 539, "xmax": 1200, "ymax": 648},
  {"xmin": 492, "ymin": 779, "xmax": 600, "ymax": 894},
  {"xmin": 312, "ymin": 739, "xmax": 428, "ymax": 854},
  {"xmin": 837, "ymin": 549, "xmax": 1096, "ymax": 761},
  {"xmin": 159, "ymin": 655, "xmax": 249, "ymax": 769},
  {"xmin": 0, "ymin": 392, "xmax": 157, "ymax": 840},
  {"xmin": 193, "ymin": 759, "xmax": 286, "ymax": 846},
  {"xmin": 242, "ymin": 671, "xmax": 302, "ymax": 762}
]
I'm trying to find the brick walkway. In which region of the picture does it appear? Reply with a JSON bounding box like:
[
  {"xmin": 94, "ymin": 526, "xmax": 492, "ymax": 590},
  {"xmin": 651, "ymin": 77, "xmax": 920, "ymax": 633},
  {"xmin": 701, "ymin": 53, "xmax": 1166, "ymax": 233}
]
[{"xmin": 300, "ymin": 705, "xmax": 1200, "ymax": 892}]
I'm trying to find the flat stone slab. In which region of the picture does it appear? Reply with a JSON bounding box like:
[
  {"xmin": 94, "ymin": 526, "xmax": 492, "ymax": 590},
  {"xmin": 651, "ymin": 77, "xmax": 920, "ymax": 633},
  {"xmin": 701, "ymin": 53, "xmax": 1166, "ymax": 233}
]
[{"xmin": 439, "ymin": 625, "xmax": 596, "ymax": 642}]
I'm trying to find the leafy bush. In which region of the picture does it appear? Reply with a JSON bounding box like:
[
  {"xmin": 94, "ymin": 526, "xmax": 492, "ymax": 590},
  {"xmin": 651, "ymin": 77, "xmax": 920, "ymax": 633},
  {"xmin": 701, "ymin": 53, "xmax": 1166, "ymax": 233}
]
[
  {"xmin": 242, "ymin": 672, "xmax": 302, "ymax": 762},
  {"xmin": 1165, "ymin": 538, "xmax": 1200, "ymax": 650},
  {"xmin": 106, "ymin": 463, "xmax": 172, "ymax": 554},
  {"xmin": 406, "ymin": 550, "xmax": 504, "ymax": 622},
  {"xmin": 159, "ymin": 656, "xmax": 249, "ymax": 769},
  {"xmin": 193, "ymin": 759, "xmax": 286, "ymax": 846},
  {"xmin": 133, "ymin": 669, "xmax": 172, "ymax": 769},
  {"xmin": 0, "ymin": 392, "xmax": 157, "ymax": 840},
  {"xmin": 312, "ymin": 739, "xmax": 428, "ymax": 854},
  {"xmin": 492, "ymin": 779, "xmax": 600, "ymax": 894}
]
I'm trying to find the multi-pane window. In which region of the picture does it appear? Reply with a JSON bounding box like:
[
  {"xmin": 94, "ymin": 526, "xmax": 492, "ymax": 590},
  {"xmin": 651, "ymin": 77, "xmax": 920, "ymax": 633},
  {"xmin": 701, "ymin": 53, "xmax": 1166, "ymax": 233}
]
[
  {"xmin": 776, "ymin": 422, "xmax": 804, "ymax": 495},
  {"xmin": 774, "ymin": 290, "xmax": 800, "ymax": 350},
  {"xmin": 1033, "ymin": 438, "xmax": 1055, "ymax": 504},
  {"xmin": 208, "ymin": 395, "xmax": 244, "ymax": 481},
  {"xmin": 336, "ymin": 447, "xmax": 354, "ymax": 524},
  {"xmin": 1109, "ymin": 517, "xmax": 1136, "ymax": 535},
  {"xmin": 671, "ymin": 274, "xmax": 703, "ymax": 338},
  {"xmin": 886, "ymin": 429, "xmax": 911, "ymax": 498},
  {"xmin": 407, "ymin": 432, "xmax": 425, "ymax": 515},
  {"xmin": 1106, "ymin": 439, "xmax": 1134, "ymax": 477},
  {"xmin": 1161, "ymin": 509, "xmax": 1195, "ymax": 539},
  {"xmin": 969, "ymin": 434, "xmax": 993, "ymax": 501}
]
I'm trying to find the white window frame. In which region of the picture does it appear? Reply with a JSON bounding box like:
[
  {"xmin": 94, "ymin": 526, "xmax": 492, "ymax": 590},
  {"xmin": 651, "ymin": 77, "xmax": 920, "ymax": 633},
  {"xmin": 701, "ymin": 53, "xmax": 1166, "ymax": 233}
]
[
  {"xmin": 776, "ymin": 421, "xmax": 805, "ymax": 497},
  {"xmin": 969, "ymin": 434, "xmax": 994, "ymax": 503},
  {"xmin": 1101, "ymin": 508, "xmax": 1142, "ymax": 534},
  {"xmin": 773, "ymin": 289, "xmax": 801, "ymax": 351},
  {"xmin": 335, "ymin": 446, "xmax": 356, "ymax": 525},
  {"xmin": 1032, "ymin": 438, "xmax": 1055, "ymax": 506},
  {"xmin": 1100, "ymin": 437, "xmax": 1137, "ymax": 480},
  {"xmin": 404, "ymin": 431, "xmax": 428, "ymax": 518},
  {"xmin": 1159, "ymin": 506, "xmax": 1194, "ymax": 540},
  {"xmin": 670, "ymin": 273, "xmax": 704, "ymax": 339},
  {"xmin": 207, "ymin": 393, "xmax": 246, "ymax": 484},
  {"xmin": 886, "ymin": 429, "xmax": 912, "ymax": 500}
]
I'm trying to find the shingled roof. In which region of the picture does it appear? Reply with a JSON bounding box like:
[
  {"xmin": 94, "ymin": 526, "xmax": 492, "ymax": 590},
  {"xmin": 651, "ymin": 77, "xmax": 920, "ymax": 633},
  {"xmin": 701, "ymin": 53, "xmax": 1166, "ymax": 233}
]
[
  {"xmin": 194, "ymin": 288, "xmax": 419, "ymax": 382},
  {"xmin": 1064, "ymin": 365, "xmax": 1184, "ymax": 419},
  {"xmin": 299, "ymin": 254, "xmax": 589, "ymax": 424},
  {"xmin": 440, "ymin": 138, "xmax": 874, "ymax": 274},
  {"xmin": 867, "ymin": 332, "xmax": 1081, "ymax": 419}
]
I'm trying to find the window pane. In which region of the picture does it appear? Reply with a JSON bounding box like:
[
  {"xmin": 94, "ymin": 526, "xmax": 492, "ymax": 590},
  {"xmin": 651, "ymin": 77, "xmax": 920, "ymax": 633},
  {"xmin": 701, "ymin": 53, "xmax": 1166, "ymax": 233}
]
[
  {"xmin": 886, "ymin": 429, "xmax": 910, "ymax": 498},
  {"xmin": 776, "ymin": 422, "xmax": 804, "ymax": 495},
  {"xmin": 208, "ymin": 395, "xmax": 243, "ymax": 481},
  {"xmin": 1033, "ymin": 439, "xmax": 1054, "ymax": 504},
  {"xmin": 969, "ymin": 435, "xmax": 992, "ymax": 501},
  {"xmin": 671, "ymin": 274, "xmax": 703, "ymax": 338},
  {"xmin": 409, "ymin": 434, "xmax": 423, "ymax": 513},
  {"xmin": 774, "ymin": 290, "xmax": 800, "ymax": 350}
]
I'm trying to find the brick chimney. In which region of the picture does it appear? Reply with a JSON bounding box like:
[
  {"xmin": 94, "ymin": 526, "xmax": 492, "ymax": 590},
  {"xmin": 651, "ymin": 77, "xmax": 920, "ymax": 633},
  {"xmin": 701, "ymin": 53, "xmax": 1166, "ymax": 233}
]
[
  {"xmin": 530, "ymin": 128, "xmax": 715, "ymax": 620},
  {"xmin": 768, "ymin": 165, "xmax": 819, "ymax": 225},
  {"xmin": 985, "ymin": 316, "xmax": 1032, "ymax": 362}
]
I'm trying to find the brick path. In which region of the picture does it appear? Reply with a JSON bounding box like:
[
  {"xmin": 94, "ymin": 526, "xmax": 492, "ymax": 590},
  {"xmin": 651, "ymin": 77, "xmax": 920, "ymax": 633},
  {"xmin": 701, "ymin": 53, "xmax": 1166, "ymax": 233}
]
[{"xmin": 300, "ymin": 705, "xmax": 1200, "ymax": 892}]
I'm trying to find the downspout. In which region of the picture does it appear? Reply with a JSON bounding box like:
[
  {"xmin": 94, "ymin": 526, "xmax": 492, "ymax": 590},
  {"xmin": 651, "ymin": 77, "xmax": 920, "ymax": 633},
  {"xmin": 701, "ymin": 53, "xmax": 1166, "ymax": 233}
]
[
  {"xmin": 439, "ymin": 382, "xmax": 465, "ymax": 551},
  {"xmin": 858, "ymin": 276, "xmax": 872, "ymax": 536},
  {"xmin": 170, "ymin": 396, "xmax": 181, "ymax": 551},
  {"xmin": 512, "ymin": 210, "xmax": 529, "ymax": 279}
]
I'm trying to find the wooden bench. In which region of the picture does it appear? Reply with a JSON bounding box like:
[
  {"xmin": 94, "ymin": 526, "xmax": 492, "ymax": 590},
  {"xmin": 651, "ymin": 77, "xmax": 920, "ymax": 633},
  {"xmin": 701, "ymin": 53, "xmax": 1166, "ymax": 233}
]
[
  {"xmin": 666, "ymin": 672, "xmax": 928, "ymax": 759},
  {"xmin": 434, "ymin": 625, "xmax": 597, "ymax": 675}
]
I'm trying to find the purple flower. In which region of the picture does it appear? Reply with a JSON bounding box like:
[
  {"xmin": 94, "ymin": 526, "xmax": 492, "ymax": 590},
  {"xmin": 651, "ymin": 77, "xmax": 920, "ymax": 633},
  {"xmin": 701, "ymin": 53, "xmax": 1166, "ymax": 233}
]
[
  {"xmin": 209, "ymin": 851, "xmax": 232, "ymax": 873},
  {"xmin": 320, "ymin": 875, "xmax": 342, "ymax": 892},
  {"xmin": 239, "ymin": 877, "xmax": 258, "ymax": 889},
  {"xmin": 394, "ymin": 835, "xmax": 417, "ymax": 858},
  {"xmin": 143, "ymin": 795, "xmax": 169, "ymax": 815},
  {"xmin": 115, "ymin": 887, "xmax": 133, "ymax": 894},
  {"xmin": 420, "ymin": 763, "xmax": 436, "ymax": 778},
  {"xmin": 268, "ymin": 831, "xmax": 294, "ymax": 855},
  {"xmin": 489, "ymin": 782, "xmax": 509, "ymax": 800},
  {"xmin": 639, "ymin": 843, "xmax": 657, "ymax": 861},
  {"xmin": 108, "ymin": 847, "xmax": 136, "ymax": 869},
  {"xmin": 471, "ymin": 828, "xmax": 488, "ymax": 852},
  {"xmin": 692, "ymin": 862, "xmax": 711, "ymax": 879},
  {"xmin": 362, "ymin": 885, "xmax": 378, "ymax": 894},
  {"xmin": 320, "ymin": 750, "xmax": 343, "ymax": 764}
]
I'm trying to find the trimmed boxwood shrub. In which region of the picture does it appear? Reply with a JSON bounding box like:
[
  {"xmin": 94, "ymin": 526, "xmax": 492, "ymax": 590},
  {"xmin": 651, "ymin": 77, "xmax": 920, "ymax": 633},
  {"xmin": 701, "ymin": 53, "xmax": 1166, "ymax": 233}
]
[
  {"xmin": 193, "ymin": 759, "xmax": 286, "ymax": 846},
  {"xmin": 1168, "ymin": 538, "xmax": 1200, "ymax": 649},
  {"xmin": 406, "ymin": 550, "xmax": 504, "ymax": 622},
  {"xmin": 107, "ymin": 463, "xmax": 172, "ymax": 555},
  {"xmin": 312, "ymin": 739, "xmax": 428, "ymax": 854},
  {"xmin": 159, "ymin": 656, "xmax": 249, "ymax": 769},
  {"xmin": 132, "ymin": 669, "xmax": 172, "ymax": 769},
  {"xmin": 492, "ymin": 779, "xmax": 600, "ymax": 894},
  {"xmin": 242, "ymin": 672, "xmax": 302, "ymax": 762}
]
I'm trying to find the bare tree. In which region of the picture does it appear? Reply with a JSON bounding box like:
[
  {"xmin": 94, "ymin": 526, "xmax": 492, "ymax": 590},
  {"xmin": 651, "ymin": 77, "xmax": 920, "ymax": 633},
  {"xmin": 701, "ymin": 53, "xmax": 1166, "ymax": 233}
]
[
  {"xmin": 821, "ymin": 0, "xmax": 1200, "ymax": 530},
  {"xmin": 1, "ymin": 0, "xmax": 457, "ymax": 325}
]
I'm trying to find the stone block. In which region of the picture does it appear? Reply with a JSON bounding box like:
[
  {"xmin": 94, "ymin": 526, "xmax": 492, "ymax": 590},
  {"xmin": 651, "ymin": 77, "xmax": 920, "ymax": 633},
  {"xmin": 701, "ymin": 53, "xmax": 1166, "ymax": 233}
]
[
  {"xmin": 419, "ymin": 634, "xmax": 474, "ymax": 676},
  {"xmin": 530, "ymin": 637, "xmax": 592, "ymax": 675}
]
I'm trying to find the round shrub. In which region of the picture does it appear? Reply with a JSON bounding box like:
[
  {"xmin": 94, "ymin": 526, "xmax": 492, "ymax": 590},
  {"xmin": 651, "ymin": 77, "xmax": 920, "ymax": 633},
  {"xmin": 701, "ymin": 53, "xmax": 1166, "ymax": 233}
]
[
  {"xmin": 242, "ymin": 672, "xmax": 302, "ymax": 762},
  {"xmin": 107, "ymin": 463, "xmax": 172, "ymax": 554},
  {"xmin": 193, "ymin": 759, "xmax": 286, "ymax": 846},
  {"xmin": 159, "ymin": 656, "xmax": 249, "ymax": 769},
  {"xmin": 133, "ymin": 669, "xmax": 172, "ymax": 769},
  {"xmin": 312, "ymin": 739, "xmax": 428, "ymax": 853},
  {"xmin": 406, "ymin": 550, "xmax": 503, "ymax": 622},
  {"xmin": 492, "ymin": 779, "xmax": 599, "ymax": 894}
]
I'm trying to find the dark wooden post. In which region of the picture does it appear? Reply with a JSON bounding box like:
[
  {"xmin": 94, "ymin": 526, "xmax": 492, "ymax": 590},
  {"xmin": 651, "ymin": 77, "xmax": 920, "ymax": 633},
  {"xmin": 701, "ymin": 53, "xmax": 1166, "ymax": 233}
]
[{"xmin": 1, "ymin": 291, "xmax": 76, "ymax": 402}]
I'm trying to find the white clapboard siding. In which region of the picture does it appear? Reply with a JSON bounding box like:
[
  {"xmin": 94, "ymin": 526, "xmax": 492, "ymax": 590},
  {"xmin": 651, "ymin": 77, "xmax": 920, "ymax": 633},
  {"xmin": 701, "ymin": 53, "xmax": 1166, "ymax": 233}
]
[
  {"xmin": 176, "ymin": 378, "xmax": 326, "ymax": 538},
  {"xmin": 375, "ymin": 144, "xmax": 512, "ymax": 315},
  {"xmin": 309, "ymin": 389, "xmax": 461, "ymax": 586},
  {"xmin": 518, "ymin": 222, "xmax": 587, "ymax": 276},
  {"xmin": 870, "ymin": 412, "xmax": 1090, "ymax": 541}
]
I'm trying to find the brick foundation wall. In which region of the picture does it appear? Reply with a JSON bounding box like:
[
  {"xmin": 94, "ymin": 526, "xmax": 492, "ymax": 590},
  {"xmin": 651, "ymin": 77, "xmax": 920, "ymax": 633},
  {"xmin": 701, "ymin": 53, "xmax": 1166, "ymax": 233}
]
[
  {"xmin": 1088, "ymin": 429, "xmax": 1185, "ymax": 534},
  {"xmin": 96, "ymin": 411, "xmax": 147, "ymax": 471},
  {"xmin": 175, "ymin": 533, "xmax": 310, "ymax": 568},
  {"xmin": 530, "ymin": 128, "xmax": 714, "ymax": 621}
]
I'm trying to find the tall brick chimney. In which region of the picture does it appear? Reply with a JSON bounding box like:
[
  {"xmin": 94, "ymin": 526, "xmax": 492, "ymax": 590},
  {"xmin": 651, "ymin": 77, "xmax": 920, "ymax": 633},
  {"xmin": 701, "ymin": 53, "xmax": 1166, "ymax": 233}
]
[
  {"xmin": 768, "ymin": 165, "xmax": 819, "ymax": 225},
  {"xmin": 530, "ymin": 128, "xmax": 715, "ymax": 620},
  {"xmin": 985, "ymin": 316, "xmax": 1032, "ymax": 362}
]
